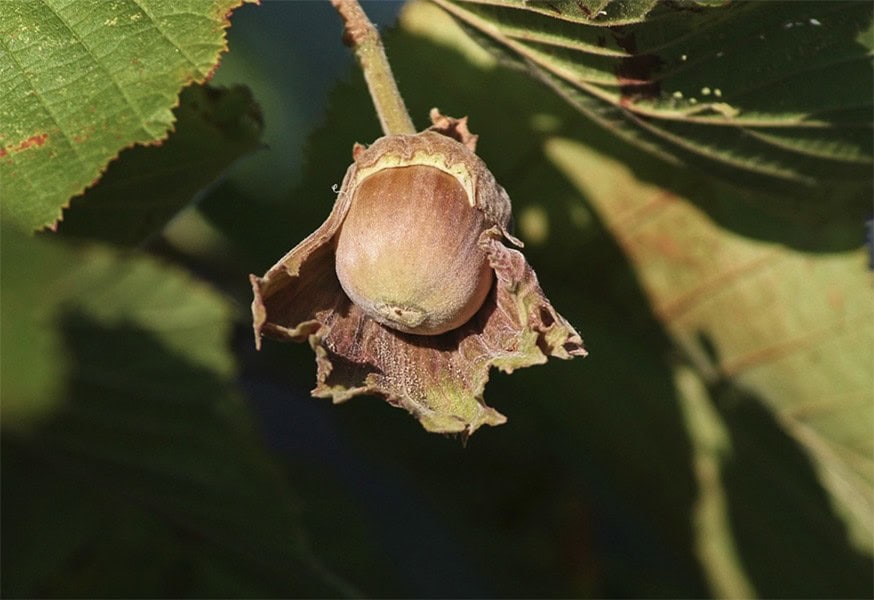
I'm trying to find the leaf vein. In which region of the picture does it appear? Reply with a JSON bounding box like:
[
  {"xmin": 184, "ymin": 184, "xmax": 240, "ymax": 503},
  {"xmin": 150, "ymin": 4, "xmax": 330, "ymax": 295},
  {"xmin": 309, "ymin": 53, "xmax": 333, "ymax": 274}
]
[
  {"xmin": 130, "ymin": 0, "xmax": 207, "ymax": 78},
  {"xmin": 40, "ymin": 0, "xmax": 153, "ymax": 137}
]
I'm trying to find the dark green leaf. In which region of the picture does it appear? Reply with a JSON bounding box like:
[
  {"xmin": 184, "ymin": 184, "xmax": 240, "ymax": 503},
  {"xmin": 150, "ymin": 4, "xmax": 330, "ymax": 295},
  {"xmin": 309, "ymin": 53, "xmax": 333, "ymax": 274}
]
[{"xmin": 433, "ymin": 0, "xmax": 874, "ymax": 196}]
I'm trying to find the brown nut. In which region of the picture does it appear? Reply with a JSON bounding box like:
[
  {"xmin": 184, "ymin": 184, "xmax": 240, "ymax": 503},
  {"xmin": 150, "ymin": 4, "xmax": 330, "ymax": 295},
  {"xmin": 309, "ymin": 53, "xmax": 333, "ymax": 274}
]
[{"xmin": 335, "ymin": 163, "xmax": 492, "ymax": 335}]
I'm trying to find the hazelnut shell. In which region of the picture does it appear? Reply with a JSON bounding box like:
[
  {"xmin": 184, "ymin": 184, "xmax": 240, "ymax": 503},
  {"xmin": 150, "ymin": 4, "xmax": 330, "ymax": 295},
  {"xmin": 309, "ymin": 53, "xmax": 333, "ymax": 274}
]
[{"xmin": 335, "ymin": 164, "xmax": 493, "ymax": 335}]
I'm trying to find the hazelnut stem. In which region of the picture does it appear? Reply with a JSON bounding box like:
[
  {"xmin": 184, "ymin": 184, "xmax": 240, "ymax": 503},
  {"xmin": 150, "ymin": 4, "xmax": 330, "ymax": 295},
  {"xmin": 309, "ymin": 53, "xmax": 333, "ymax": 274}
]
[{"xmin": 330, "ymin": 0, "xmax": 416, "ymax": 136}]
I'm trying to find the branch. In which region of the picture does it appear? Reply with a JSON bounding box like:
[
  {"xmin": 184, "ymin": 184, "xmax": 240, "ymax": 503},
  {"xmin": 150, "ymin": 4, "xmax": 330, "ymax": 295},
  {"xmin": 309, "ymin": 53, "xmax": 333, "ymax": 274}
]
[{"xmin": 330, "ymin": 0, "xmax": 416, "ymax": 136}]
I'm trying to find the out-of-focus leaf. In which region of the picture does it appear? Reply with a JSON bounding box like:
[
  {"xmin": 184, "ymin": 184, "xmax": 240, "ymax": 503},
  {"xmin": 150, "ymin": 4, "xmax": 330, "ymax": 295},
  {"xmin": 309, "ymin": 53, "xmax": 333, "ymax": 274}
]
[
  {"xmin": 0, "ymin": 225, "xmax": 353, "ymax": 597},
  {"xmin": 54, "ymin": 84, "xmax": 263, "ymax": 247},
  {"xmin": 546, "ymin": 135, "xmax": 874, "ymax": 558},
  {"xmin": 0, "ymin": 225, "xmax": 73, "ymax": 426},
  {"xmin": 0, "ymin": 0, "xmax": 255, "ymax": 231},
  {"xmin": 0, "ymin": 225, "xmax": 233, "ymax": 431},
  {"xmin": 673, "ymin": 365, "xmax": 756, "ymax": 599},
  {"xmin": 432, "ymin": 0, "xmax": 873, "ymax": 198}
]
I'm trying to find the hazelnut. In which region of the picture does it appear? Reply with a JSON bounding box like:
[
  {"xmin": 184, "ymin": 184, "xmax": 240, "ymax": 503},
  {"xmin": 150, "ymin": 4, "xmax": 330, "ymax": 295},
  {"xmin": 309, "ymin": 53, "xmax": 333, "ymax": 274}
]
[{"xmin": 335, "ymin": 164, "xmax": 492, "ymax": 335}]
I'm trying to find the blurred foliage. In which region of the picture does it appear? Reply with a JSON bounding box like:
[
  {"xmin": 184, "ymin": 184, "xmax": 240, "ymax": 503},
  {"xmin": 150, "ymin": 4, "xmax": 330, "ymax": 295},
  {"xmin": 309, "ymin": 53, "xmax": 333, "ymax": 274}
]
[
  {"xmin": 2, "ymin": 0, "xmax": 872, "ymax": 598},
  {"xmin": 1, "ymin": 225, "xmax": 353, "ymax": 597}
]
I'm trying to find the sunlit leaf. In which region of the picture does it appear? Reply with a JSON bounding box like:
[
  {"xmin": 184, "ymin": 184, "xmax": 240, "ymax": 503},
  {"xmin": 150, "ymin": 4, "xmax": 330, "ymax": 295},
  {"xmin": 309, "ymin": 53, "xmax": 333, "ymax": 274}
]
[
  {"xmin": 547, "ymin": 135, "xmax": 874, "ymax": 557},
  {"xmin": 0, "ymin": 226, "xmax": 234, "ymax": 428},
  {"xmin": 0, "ymin": 0, "xmax": 255, "ymax": 231}
]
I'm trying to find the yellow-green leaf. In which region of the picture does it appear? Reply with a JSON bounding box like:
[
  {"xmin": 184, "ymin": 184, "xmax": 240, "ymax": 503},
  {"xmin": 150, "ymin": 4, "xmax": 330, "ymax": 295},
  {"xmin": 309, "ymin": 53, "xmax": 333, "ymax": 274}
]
[{"xmin": 547, "ymin": 135, "xmax": 874, "ymax": 554}]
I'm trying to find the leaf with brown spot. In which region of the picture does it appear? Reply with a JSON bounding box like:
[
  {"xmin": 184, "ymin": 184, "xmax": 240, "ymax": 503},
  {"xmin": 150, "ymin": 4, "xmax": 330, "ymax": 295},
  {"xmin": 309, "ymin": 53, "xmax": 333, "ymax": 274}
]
[{"xmin": 0, "ymin": 0, "xmax": 256, "ymax": 231}]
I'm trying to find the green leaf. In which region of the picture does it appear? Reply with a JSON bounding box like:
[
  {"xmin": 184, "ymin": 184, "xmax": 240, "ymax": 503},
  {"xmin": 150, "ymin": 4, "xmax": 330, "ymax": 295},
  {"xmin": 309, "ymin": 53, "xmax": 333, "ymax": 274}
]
[
  {"xmin": 0, "ymin": 225, "xmax": 352, "ymax": 597},
  {"xmin": 55, "ymin": 84, "xmax": 264, "ymax": 247},
  {"xmin": 0, "ymin": 0, "xmax": 254, "ymax": 231},
  {"xmin": 469, "ymin": 0, "xmax": 660, "ymax": 24},
  {"xmin": 415, "ymin": 0, "xmax": 874, "ymax": 590},
  {"xmin": 546, "ymin": 134, "xmax": 874, "ymax": 557},
  {"xmin": 0, "ymin": 226, "xmax": 74, "ymax": 426},
  {"xmin": 432, "ymin": 0, "xmax": 874, "ymax": 196}
]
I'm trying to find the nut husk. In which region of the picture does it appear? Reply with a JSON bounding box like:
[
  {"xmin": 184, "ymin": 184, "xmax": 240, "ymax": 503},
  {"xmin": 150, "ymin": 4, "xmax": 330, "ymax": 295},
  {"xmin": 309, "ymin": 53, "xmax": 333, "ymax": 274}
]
[{"xmin": 250, "ymin": 111, "xmax": 585, "ymax": 435}]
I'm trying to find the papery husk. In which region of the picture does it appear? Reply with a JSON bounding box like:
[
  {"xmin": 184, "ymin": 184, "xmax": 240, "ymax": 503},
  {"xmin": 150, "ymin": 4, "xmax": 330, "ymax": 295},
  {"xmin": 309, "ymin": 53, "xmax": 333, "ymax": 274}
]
[{"xmin": 251, "ymin": 111, "xmax": 585, "ymax": 435}]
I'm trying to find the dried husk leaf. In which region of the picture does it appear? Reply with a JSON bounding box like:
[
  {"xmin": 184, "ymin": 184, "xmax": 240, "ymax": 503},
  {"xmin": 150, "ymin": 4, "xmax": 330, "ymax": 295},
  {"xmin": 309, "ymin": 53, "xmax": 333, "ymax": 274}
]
[{"xmin": 251, "ymin": 112, "xmax": 585, "ymax": 435}]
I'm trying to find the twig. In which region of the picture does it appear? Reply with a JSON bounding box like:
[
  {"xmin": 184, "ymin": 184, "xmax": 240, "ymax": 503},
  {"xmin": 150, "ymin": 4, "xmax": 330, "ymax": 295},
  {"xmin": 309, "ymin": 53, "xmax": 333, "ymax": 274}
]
[{"xmin": 330, "ymin": 0, "xmax": 416, "ymax": 136}]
